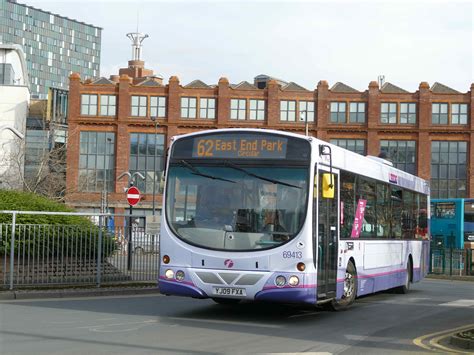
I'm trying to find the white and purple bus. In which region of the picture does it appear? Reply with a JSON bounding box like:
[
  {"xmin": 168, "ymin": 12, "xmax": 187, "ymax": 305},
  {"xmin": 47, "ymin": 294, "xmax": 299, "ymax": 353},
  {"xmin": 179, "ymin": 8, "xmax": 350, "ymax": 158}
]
[{"xmin": 159, "ymin": 129, "xmax": 430, "ymax": 309}]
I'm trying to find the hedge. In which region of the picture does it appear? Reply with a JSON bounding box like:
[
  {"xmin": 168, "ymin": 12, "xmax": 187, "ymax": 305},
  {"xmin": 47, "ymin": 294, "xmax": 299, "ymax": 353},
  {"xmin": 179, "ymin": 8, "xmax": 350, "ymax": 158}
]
[{"xmin": 0, "ymin": 190, "xmax": 117, "ymax": 258}]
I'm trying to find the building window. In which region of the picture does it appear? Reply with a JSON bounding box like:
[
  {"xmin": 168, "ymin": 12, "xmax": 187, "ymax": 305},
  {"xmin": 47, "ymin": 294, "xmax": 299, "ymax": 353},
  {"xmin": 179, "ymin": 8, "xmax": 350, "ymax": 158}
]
[
  {"xmin": 181, "ymin": 97, "xmax": 197, "ymax": 118},
  {"xmin": 150, "ymin": 96, "xmax": 166, "ymax": 118},
  {"xmin": 431, "ymin": 141, "xmax": 467, "ymax": 198},
  {"xmin": 381, "ymin": 103, "xmax": 397, "ymax": 124},
  {"xmin": 230, "ymin": 99, "xmax": 246, "ymax": 120},
  {"xmin": 280, "ymin": 100, "xmax": 296, "ymax": 121},
  {"xmin": 349, "ymin": 102, "xmax": 366, "ymax": 123},
  {"xmin": 330, "ymin": 139, "xmax": 365, "ymax": 155},
  {"xmin": 80, "ymin": 94, "xmax": 97, "ymax": 115},
  {"xmin": 380, "ymin": 140, "xmax": 416, "ymax": 174},
  {"xmin": 451, "ymin": 104, "xmax": 468, "ymax": 125},
  {"xmin": 199, "ymin": 98, "xmax": 216, "ymax": 119},
  {"xmin": 249, "ymin": 99, "xmax": 265, "ymax": 120},
  {"xmin": 129, "ymin": 133, "xmax": 165, "ymax": 193},
  {"xmin": 432, "ymin": 103, "xmax": 448, "ymax": 124},
  {"xmin": 330, "ymin": 102, "xmax": 346, "ymax": 123},
  {"xmin": 299, "ymin": 101, "xmax": 315, "ymax": 122},
  {"xmin": 99, "ymin": 95, "xmax": 116, "ymax": 116},
  {"xmin": 400, "ymin": 103, "xmax": 417, "ymax": 124},
  {"xmin": 131, "ymin": 96, "xmax": 147, "ymax": 117},
  {"xmin": 78, "ymin": 131, "xmax": 115, "ymax": 192}
]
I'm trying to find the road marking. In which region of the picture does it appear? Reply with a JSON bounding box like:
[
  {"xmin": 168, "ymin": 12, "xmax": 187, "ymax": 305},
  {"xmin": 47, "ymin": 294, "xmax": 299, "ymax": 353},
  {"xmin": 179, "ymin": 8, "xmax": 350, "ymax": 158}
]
[
  {"xmin": 167, "ymin": 316, "xmax": 283, "ymax": 329},
  {"xmin": 77, "ymin": 319, "xmax": 160, "ymax": 333},
  {"xmin": 439, "ymin": 299, "xmax": 474, "ymax": 307},
  {"xmin": 413, "ymin": 323, "xmax": 474, "ymax": 353}
]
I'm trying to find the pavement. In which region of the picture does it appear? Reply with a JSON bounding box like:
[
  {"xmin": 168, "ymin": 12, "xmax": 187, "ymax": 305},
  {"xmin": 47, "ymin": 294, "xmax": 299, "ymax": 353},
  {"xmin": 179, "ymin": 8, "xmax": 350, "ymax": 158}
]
[{"xmin": 0, "ymin": 283, "xmax": 160, "ymax": 300}]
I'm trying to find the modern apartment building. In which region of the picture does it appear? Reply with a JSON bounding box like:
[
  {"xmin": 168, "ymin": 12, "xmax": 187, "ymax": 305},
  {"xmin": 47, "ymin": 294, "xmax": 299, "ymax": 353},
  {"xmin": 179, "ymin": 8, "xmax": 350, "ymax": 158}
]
[
  {"xmin": 64, "ymin": 54, "xmax": 473, "ymax": 219},
  {"xmin": 0, "ymin": 0, "xmax": 101, "ymax": 99}
]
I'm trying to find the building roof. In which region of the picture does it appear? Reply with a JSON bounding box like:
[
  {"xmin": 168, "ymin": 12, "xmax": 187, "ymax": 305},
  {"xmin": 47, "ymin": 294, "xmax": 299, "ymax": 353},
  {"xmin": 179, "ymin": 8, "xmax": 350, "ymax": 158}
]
[
  {"xmin": 282, "ymin": 82, "xmax": 308, "ymax": 91},
  {"xmin": 137, "ymin": 78, "xmax": 163, "ymax": 87},
  {"xmin": 381, "ymin": 82, "xmax": 409, "ymax": 94},
  {"xmin": 231, "ymin": 81, "xmax": 258, "ymax": 90},
  {"xmin": 431, "ymin": 82, "xmax": 460, "ymax": 94},
  {"xmin": 254, "ymin": 74, "xmax": 288, "ymax": 86},
  {"xmin": 91, "ymin": 77, "xmax": 115, "ymax": 85},
  {"xmin": 330, "ymin": 82, "xmax": 360, "ymax": 93},
  {"xmin": 11, "ymin": 0, "xmax": 102, "ymax": 30},
  {"xmin": 184, "ymin": 80, "xmax": 211, "ymax": 89}
]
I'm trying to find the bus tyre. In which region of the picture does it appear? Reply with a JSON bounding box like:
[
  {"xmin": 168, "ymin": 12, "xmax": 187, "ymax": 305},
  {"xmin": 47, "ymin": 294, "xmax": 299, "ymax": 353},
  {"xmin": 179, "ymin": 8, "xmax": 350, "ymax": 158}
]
[
  {"xmin": 212, "ymin": 298, "xmax": 241, "ymax": 305},
  {"xmin": 396, "ymin": 259, "xmax": 412, "ymax": 294},
  {"xmin": 329, "ymin": 260, "xmax": 357, "ymax": 311}
]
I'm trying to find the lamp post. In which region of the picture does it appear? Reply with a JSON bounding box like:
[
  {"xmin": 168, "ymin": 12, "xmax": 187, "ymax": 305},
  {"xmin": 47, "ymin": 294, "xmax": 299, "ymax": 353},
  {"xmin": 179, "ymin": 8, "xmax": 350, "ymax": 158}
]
[
  {"xmin": 300, "ymin": 110, "xmax": 308, "ymax": 136},
  {"xmin": 150, "ymin": 116, "xmax": 158, "ymax": 216},
  {"xmin": 118, "ymin": 171, "xmax": 145, "ymax": 270}
]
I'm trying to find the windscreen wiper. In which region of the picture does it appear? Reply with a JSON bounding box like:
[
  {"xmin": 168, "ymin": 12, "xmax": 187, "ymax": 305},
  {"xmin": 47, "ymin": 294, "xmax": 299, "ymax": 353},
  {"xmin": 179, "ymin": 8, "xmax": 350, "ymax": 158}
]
[
  {"xmin": 223, "ymin": 160, "xmax": 301, "ymax": 189},
  {"xmin": 179, "ymin": 160, "xmax": 236, "ymax": 184}
]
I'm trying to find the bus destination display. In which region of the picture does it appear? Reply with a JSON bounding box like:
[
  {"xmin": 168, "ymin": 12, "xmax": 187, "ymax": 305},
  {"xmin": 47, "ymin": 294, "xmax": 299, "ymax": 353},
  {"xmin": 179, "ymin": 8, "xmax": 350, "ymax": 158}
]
[{"xmin": 192, "ymin": 135, "xmax": 288, "ymax": 159}]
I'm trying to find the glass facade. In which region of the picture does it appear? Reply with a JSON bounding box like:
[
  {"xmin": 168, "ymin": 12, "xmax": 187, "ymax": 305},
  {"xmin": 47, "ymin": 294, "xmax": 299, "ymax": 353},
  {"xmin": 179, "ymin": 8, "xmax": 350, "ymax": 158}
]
[
  {"xmin": 230, "ymin": 99, "xmax": 246, "ymax": 120},
  {"xmin": 330, "ymin": 139, "xmax": 366, "ymax": 155},
  {"xmin": 78, "ymin": 131, "xmax": 115, "ymax": 192},
  {"xmin": 129, "ymin": 133, "xmax": 165, "ymax": 193},
  {"xmin": 381, "ymin": 103, "xmax": 397, "ymax": 124},
  {"xmin": 330, "ymin": 102, "xmax": 346, "ymax": 123},
  {"xmin": 380, "ymin": 140, "xmax": 416, "ymax": 174},
  {"xmin": 249, "ymin": 99, "xmax": 265, "ymax": 120},
  {"xmin": 431, "ymin": 141, "xmax": 467, "ymax": 198},
  {"xmin": 0, "ymin": 0, "xmax": 101, "ymax": 99},
  {"xmin": 349, "ymin": 102, "xmax": 366, "ymax": 123}
]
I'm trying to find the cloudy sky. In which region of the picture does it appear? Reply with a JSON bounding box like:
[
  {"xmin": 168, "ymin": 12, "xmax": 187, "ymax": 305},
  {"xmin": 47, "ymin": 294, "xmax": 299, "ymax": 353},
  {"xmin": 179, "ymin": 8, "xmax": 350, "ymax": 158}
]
[{"xmin": 26, "ymin": 0, "xmax": 473, "ymax": 92}]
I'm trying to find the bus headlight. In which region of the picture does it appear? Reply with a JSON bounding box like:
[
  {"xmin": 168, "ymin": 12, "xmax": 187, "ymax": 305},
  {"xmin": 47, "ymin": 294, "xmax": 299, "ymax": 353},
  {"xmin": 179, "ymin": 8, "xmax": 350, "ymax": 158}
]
[
  {"xmin": 163, "ymin": 255, "xmax": 170, "ymax": 264},
  {"xmin": 165, "ymin": 269, "xmax": 174, "ymax": 280},
  {"xmin": 288, "ymin": 275, "xmax": 300, "ymax": 287},
  {"xmin": 275, "ymin": 275, "xmax": 286, "ymax": 287},
  {"xmin": 176, "ymin": 270, "xmax": 185, "ymax": 281}
]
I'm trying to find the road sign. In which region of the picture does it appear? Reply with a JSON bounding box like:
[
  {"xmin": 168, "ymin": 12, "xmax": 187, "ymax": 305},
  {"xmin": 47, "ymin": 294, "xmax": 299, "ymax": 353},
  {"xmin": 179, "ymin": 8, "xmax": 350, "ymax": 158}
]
[
  {"xmin": 127, "ymin": 186, "xmax": 141, "ymax": 206},
  {"xmin": 146, "ymin": 214, "xmax": 161, "ymax": 235}
]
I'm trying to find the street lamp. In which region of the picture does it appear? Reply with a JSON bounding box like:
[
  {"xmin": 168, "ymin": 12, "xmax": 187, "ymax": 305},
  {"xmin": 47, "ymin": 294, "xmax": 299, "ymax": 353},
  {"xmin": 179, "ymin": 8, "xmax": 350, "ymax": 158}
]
[
  {"xmin": 150, "ymin": 116, "xmax": 159, "ymax": 216},
  {"xmin": 300, "ymin": 110, "xmax": 309, "ymax": 136}
]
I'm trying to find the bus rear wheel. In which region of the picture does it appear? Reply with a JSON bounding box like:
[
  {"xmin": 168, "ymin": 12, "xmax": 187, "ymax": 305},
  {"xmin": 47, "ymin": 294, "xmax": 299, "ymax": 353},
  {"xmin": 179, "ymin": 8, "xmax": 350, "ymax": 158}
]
[
  {"xmin": 396, "ymin": 259, "xmax": 412, "ymax": 294},
  {"xmin": 212, "ymin": 298, "xmax": 241, "ymax": 305},
  {"xmin": 329, "ymin": 260, "xmax": 357, "ymax": 311}
]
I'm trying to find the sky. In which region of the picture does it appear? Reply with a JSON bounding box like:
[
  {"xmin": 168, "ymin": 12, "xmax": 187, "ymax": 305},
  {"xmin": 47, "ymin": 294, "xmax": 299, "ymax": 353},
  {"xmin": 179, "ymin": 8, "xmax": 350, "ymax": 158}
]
[{"xmin": 25, "ymin": 0, "xmax": 473, "ymax": 92}]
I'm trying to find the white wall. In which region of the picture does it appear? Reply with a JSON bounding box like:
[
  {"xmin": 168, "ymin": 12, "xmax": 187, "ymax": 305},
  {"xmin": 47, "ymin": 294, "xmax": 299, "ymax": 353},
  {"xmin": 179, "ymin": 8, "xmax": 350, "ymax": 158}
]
[{"xmin": 0, "ymin": 45, "xmax": 30, "ymax": 189}]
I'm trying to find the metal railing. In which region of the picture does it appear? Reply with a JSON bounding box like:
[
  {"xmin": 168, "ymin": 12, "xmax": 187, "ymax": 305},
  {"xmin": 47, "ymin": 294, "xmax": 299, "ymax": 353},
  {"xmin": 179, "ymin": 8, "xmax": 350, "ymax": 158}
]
[
  {"xmin": 0, "ymin": 210, "xmax": 160, "ymax": 289},
  {"xmin": 430, "ymin": 247, "xmax": 474, "ymax": 276}
]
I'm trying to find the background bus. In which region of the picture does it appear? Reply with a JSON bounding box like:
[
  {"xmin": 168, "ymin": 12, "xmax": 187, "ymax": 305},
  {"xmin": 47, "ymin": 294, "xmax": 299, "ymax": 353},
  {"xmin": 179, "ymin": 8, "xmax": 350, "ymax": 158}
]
[
  {"xmin": 431, "ymin": 198, "xmax": 474, "ymax": 249},
  {"xmin": 159, "ymin": 129, "xmax": 430, "ymax": 309}
]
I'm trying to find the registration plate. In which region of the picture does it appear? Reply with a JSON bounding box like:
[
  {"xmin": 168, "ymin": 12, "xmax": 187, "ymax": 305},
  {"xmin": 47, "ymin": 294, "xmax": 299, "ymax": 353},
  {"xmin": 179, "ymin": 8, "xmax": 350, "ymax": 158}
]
[{"xmin": 212, "ymin": 287, "xmax": 246, "ymax": 297}]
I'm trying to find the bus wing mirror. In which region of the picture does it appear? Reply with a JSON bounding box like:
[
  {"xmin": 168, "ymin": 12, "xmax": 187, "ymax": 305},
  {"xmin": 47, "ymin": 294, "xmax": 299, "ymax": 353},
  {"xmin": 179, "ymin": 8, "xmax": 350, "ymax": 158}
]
[{"xmin": 322, "ymin": 173, "xmax": 335, "ymax": 199}]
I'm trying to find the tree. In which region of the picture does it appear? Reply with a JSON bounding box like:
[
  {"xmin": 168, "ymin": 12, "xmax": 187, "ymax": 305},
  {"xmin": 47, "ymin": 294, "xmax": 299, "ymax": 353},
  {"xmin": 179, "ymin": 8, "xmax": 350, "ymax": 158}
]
[{"xmin": 0, "ymin": 133, "xmax": 66, "ymax": 202}]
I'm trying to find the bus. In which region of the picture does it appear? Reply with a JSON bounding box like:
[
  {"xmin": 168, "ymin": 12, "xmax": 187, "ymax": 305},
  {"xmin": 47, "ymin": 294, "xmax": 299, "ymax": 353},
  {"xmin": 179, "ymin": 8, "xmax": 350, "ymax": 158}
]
[
  {"xmin": 159, "ymin": 129, "xmax": 430, "ymax": 309},
  {"xmin": 431, "ymin": 198, "xmax": 474, "ymax": 249}
]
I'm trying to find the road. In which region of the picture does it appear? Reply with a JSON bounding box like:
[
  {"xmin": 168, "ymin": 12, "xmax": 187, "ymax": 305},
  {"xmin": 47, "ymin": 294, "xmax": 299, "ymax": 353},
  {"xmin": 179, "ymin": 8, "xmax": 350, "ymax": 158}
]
[{"xmin": 0, "ymin": 279, "xmax": 473, "ymax": 354}]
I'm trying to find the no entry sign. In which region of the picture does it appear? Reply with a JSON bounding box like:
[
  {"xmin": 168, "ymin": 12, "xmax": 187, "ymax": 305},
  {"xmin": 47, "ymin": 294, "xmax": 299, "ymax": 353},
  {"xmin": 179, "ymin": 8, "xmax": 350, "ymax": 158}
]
[{"xmin": 126, "ymin": 186, "xmax": 141, "ymax": 206}]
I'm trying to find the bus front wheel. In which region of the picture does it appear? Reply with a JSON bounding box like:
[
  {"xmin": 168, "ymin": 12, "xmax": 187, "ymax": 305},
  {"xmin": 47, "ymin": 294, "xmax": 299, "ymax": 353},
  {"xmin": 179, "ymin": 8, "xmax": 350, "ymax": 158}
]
[{"xmin": 329, "ymin": 260, "xmax": 357, "ymax": 311}]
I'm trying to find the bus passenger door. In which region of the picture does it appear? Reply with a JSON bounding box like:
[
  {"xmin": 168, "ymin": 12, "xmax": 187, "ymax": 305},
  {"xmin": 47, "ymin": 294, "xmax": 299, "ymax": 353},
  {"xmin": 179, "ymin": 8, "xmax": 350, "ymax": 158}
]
[{"xmin": 315, "ymin": 168, "xmax": 338, "ymax": 300}]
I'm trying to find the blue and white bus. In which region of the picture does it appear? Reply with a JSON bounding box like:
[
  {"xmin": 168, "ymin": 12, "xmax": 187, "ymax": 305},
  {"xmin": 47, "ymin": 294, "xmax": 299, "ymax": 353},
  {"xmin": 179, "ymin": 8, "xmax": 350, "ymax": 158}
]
[{"xmin": 159, "ymin": 129, "xmax": 430, "ymax": 309}]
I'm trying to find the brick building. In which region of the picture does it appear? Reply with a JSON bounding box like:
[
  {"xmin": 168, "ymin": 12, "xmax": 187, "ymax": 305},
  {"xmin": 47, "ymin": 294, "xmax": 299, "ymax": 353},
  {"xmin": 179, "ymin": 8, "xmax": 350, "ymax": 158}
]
[{"xmin": 65, "ymin": 57, "xmax": 474, "ymax": 219}]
